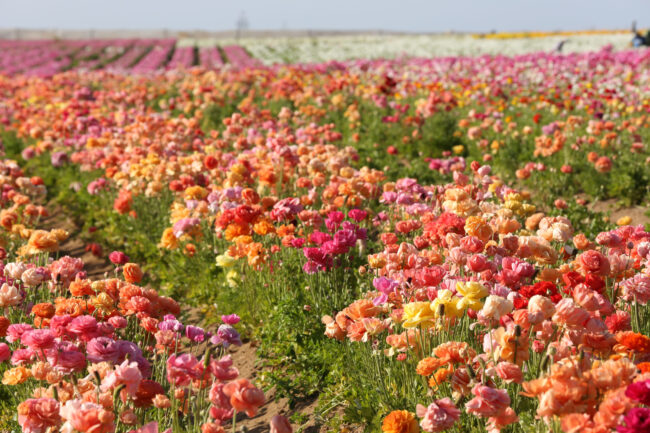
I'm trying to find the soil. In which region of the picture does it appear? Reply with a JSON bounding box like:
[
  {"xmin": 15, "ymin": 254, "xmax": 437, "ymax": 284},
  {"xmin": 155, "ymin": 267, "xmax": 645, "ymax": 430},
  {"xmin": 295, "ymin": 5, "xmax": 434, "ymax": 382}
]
[
  {"xmin": 589, "ymin": 198, "xmax": 650, "ymax": 226},
  {"xmin": 40, "ymin": 204, "xmax": 114, "ymax": 279}
]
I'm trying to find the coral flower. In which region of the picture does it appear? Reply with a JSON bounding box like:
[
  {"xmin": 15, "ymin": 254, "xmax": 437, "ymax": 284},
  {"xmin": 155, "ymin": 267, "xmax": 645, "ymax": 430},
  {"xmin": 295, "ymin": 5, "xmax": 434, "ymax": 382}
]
[
  {"xmin": 17, "ymin": 397, "xmax": 61, "ymax": 433},
  {"xmin": 222, "ymin": 378, "xmax": 265, "ymax": 417},
  {"xmin": 59, "ymin": 399, "xmax": 115, "ymax": 433}
]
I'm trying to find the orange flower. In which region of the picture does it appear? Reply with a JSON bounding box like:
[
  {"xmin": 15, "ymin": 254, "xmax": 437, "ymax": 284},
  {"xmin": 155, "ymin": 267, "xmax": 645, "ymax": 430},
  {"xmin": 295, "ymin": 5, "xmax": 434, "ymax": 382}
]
[
  {"xmin": 615, "ymin": 331, "xmax": 650, "ymax": 353},
  {"xmin": 224, "ymin": 222, "xmax": 251, "ymax": 241},
  {"xmin": 253, "ymin": 219, "xmax": 275, "ymax": 236},
  {"xmin": 2, "ymin": 366, "xmax": 31, "ymax": 385},
  {"xmin": 465, "ymin": 216, "xmax": 493, "ymax": 243},
  {"xmin": 54, "ymin": 297, "xmax": 87, "ymax": 317},
  {"xmin": 433, "ymin": 341, "xmax": 475, "ymax": 364},
  {"xmin": 381, "ymin": 410, "xmax": 419, "ymax": 433},
  {"xmin": 69, "ymin": 279, "xmax": 94, "ymax": 297},
  {"xmin": 123, "ymin": 263, "xmax": 143, "ymax": 284},
  {"xmin": 416, "ymin": 357, "xmax": 444, "ymax": 376},
  {"xmin": 429, "ymin": 367, "xmax": 454, "ymax": 388},
  {"xmin": 31, "ymin": 303, "xmax": 55, "ymax": 319},
  {"xmin": 26, "ymin": 230, "xmax": 59, "ymax": 253},
  {"xmin": 159, "ymin": 228, "xmax": 179, "ymax": 249},
  {"xmin": 638, "ymin": 362, "xmax": 650, "ymax": 373},
  {"xmin": 346, "ymin": 299, "xmax": 381, "ymax": 321}
]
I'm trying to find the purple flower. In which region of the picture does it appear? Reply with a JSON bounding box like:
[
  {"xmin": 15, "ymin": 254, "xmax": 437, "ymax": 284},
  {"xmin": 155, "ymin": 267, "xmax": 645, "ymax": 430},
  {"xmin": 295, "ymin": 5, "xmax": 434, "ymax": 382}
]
[
  {"xmin": 210, "ymin": 324, "xmax": 242, "ymax": 348},
  {"xmin": 185, "ymin": 325, "xmax": 205, "ymax": 343},
  {"xmin": 50, "ymin": 151, "xmax": 68, "ymax": 167},
  {"xmin": 159, "ymin": 319, "xmax": 184, "ymax": 333},
  {"xmin": 172, "ymin": 218, "xmax": 201, "ymax": 239},
  {"xmin": 86, "ymin": 337, "xmax": 119, "ymax": 364}
]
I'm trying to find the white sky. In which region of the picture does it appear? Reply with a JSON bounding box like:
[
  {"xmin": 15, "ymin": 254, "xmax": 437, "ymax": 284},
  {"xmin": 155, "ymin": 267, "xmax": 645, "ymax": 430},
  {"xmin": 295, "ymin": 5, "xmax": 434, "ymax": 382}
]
[{"xmin": 0, "ymin": 0, "xmax": 648, "ymax": 33}]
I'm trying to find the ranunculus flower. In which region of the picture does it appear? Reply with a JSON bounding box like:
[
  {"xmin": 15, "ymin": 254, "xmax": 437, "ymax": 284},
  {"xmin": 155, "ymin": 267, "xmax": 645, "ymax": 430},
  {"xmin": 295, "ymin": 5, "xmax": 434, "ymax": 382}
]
[
  {"xmin": 17, "ymin": 397, "xmax": 61, "ymax": 433},
  {"xmin": 59, "ymin": 399, "xmax": 115, "ymax": 433},
  {"xmin": 166, "ymin": 353, "xmax": 201, "ymax": 387},
  {"xmin": 123, "ymin": 263, "xmax": 143, "ymax": 284},
  {"xmin": 416, "ymin": 398, "xmax": 460, "ymax": 432},
  {"xmin": 101, "ymin": 360, "xmax": 143, "ymax": 396},
  {"xmin": 465, "ymin": 384, "xmax": 510, "ymax": 417},
  {"xmin": 222, "ymin": 378, "xmax": 265, "ymax": 417},
  {"xmin": 108, "ymin": 251, "xmax": 129, "ymax": 265},
  {"xmin": 494, "ymin": 362, "xmax": 523, "ymax": 384},
  {"xmin": 402, "ymin": 302, "xmax": 436, "ymax": 328},
  {"xmin": 625, "ymin": 380, "xmax": 650, "ymax": 406},
  {"xmin": 0, "ymin": 342, "xmax": 10, "ymax": 362},
  {"xmin": 270, "ymin": 415, "xmax": 293, "ymax": 433},
  {"xmin": 618, "ymin": 407, "xmax": 650, "ymax": 433}
]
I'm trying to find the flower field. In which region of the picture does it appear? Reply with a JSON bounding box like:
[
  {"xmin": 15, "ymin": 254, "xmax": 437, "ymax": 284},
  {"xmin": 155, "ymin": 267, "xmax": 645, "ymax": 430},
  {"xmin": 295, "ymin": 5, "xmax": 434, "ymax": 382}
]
[
  {"xmin": 183, "ymin": 31, "xmax": 633, "ymax": 64},
  {"xmin": 0, "ymin": 36, "xmax": 649, "ymax": 433},
  {"xmin": 0, "ymin": 39, "xmax": 256, "ymax": 76}
]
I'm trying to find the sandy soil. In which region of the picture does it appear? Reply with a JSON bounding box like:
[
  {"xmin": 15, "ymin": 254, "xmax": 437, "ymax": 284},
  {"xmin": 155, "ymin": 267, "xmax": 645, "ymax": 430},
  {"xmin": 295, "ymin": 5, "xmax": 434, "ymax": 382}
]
[{"xmin": 590, "ymin": 198, "xmax": 650, "ymax": 226}]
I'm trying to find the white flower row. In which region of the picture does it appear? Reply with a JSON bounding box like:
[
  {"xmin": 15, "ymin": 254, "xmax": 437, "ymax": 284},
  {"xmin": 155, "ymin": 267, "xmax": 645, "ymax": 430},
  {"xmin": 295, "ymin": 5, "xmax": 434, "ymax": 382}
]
[{"xmin": 178, "ymin": 33, "xmax": 634, "ymax": 65}]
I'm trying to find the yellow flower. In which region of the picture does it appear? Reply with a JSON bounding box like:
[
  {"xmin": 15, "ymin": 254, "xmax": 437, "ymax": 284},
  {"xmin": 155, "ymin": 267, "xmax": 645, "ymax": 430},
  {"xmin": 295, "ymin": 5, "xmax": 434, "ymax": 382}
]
[
  {"xmin": 402, "ymin": 302, "xmax": 436, "ymax": 328},
  {"xmin": 456, "ymin": 281, "xmax": 488, "ymax": 300},
  {"xmin": 226, "ymin": 270, "xmax": 239, "ymax": 287},
  {"xmin": 216, "ymin": 253, "xmax": 236, "ymax": 268},
  {"xmin": 456, "ymin": 281, "xmax": 488, "ymax": 310},
  {"xmin": 617, "ymin": 216, "xmax": 632, "ymax": 226},
  {"xmin": 431, "ymin": 289, "xmax": 464, "ymax": 318}
]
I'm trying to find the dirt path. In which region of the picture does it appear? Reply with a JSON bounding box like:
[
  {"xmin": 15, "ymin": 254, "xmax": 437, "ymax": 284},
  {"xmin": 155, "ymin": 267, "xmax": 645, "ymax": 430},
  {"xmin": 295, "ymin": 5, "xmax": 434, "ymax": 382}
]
[
  {"xmin": 590, "ymin": 198, "xmax": 650, "ymax": 226},
  {"xmin": 40, "ymin": 204, "xmax": 114, "ymax": 279}
]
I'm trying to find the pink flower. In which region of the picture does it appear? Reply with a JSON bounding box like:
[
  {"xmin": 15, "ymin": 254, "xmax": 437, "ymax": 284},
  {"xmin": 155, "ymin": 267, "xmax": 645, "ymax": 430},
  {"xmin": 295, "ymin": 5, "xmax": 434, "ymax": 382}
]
[
  {"xmin": 166, "ymin": 353, "xmax": 201, "ymax": 386},
  {"xmin": 11, "ymin": 348, "xmax": 36, "ymax": 365},
  {"xmin": 210, "ymin": 355, "xmax": 239, "ymax": 381},
  {"xmin": 6, "ymin": 323, "xmax": 33, "ymax": 343},
  {"xmin": 108, "ymin": 251, "xmax": 130, "ymax": 265},
  {"xmin": 465, "ymin": 384, "xmax": 511, "ymax": 417},
  {"xmin": 0, "ymin": 342, "xmax": 10, "ymax": 362},
  {"xmin": 59, "ymin": 399, "xmax": 115, "ymax": 433},
  {"xmin": 270, "ymin": 415, "xmax": 293, "ymax": 433},
  {"xmin": 209, "ymin": 381, "xmax": 234, "ymax": 421},
  {"xmin": 101, "ymin": 360, "xmax": 143, "ymax": 396},
  {"xmin": 618, "ymin": 407, "xmax": 650, "ymax": 433},
  {"xmin": 49, "ymin": 349, "xmax": 86, "ymax": 373},
  {"xmin": 21, "ymin": 329, "xmax": 55, "ymax": 351},
  {"xmin": 625, "ymin": 380, "xmax": 650, "ymax": 406},
  {"xmin": 68, "ymin": 315, "xmax": 99, "ymax": 341},
  {"xmin": 221, "ymin": 314, "xmax": 240, "ymax": 325},
  {"xmin": 107, "ymin": 316, "xmax": 127, "ymax": 329},
  {"xmin": 416, "ymin": 398, "xmax": 460, "ymax": 432}
]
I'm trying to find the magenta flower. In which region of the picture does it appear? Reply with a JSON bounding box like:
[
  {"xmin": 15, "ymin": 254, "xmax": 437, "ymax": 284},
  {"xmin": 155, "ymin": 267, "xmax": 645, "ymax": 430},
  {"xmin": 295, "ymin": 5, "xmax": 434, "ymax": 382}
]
[{"xmin": 618, "ymin": 408, "xmax": 650, "ymax": 433}]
